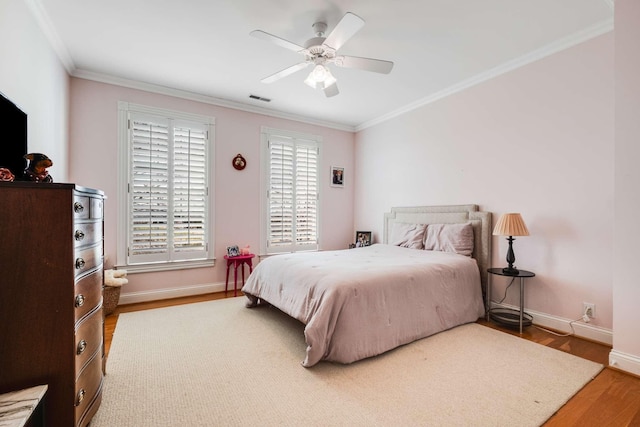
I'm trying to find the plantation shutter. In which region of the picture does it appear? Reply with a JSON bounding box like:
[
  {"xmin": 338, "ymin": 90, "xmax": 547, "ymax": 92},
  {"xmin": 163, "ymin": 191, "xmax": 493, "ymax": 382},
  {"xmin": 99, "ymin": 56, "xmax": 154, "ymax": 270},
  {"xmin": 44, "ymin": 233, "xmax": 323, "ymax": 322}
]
[
  {"xmin": 128, "ymin": 113, "xmax": 209, "ymax": 264},
  {"xmin": 267, "ymin": 135, "xmax": 319, "ymax": 254},
  {"xmin": 172, "ymin": 122, "xmax": 208, "ymax": 259},
  {"xmin": 294, "ymin": 143, "xmax": 319, "ymax": 246}
]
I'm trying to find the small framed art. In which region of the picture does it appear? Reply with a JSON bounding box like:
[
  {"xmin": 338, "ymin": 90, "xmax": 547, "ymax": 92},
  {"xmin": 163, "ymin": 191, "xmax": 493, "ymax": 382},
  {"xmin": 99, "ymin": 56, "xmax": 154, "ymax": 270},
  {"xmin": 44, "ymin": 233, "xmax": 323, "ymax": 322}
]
[
  {"xmin": 226, "ymin": 245, "xmax": 240, "ymax": 257},
  {"xmin": 355, "ymin": 231, "xmax": 372, "ymax": 247},
  {"xmin": 330, "ymin": 166, "xmax": 344, "ymax": 188}
]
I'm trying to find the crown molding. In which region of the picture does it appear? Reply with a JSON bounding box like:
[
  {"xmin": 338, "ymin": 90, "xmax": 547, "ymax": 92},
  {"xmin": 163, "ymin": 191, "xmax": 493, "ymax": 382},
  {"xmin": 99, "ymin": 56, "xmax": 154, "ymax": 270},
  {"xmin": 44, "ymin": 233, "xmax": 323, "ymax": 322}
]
[
  {"xmin": 356, "ymin": 18, "xmax": 614, "ymax": 132},
  {"xmin": 72, "ymin": 69, "xmax": 355, "ymax": 133}
]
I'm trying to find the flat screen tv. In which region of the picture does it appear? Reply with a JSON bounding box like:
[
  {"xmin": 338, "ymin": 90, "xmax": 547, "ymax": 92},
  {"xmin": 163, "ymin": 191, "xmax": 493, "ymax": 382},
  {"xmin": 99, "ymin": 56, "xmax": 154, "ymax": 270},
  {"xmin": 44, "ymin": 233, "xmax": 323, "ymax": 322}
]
[{"xmin": 0, "ymin": 91, "xmax": 28, "ymax": 180}]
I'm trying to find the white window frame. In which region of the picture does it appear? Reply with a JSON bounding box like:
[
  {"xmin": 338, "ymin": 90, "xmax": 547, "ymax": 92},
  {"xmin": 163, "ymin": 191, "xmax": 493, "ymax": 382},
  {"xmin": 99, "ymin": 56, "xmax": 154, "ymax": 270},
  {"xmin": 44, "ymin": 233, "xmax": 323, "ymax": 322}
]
[
  {"xmin": 260, "ymin": 126, "xmax": 322, "ymax": 255},
  {"xmin": 116, "ymin": 102, "xmax": 215, "ymax": 273}
]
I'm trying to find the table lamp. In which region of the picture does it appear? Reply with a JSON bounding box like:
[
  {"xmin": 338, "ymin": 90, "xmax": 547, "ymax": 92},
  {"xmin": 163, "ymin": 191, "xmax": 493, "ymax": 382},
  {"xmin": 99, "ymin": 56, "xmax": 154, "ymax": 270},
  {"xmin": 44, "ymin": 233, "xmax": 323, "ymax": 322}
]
[{"xmin": 493, "ymin": 213, "xmax": 529, "ymax": 275}]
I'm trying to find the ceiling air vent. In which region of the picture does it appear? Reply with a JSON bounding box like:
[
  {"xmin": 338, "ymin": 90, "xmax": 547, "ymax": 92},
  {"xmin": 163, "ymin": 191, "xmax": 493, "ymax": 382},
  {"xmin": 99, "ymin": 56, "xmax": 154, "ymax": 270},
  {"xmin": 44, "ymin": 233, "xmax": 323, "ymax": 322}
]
[{"xmin": 249, "ymin": 94, "xmax": 271, "ymax": 102}]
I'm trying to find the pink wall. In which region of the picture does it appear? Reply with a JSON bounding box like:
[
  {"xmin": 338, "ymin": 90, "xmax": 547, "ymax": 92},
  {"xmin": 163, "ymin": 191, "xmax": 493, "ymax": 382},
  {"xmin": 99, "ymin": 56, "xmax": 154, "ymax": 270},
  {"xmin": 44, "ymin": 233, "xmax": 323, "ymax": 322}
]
[
  {"xmin": 69, "ymin": 78, "xmax": 354, "ymax": 297},
  {"xmin": 354, "ymin": 34, "xmax": 614, "ymax": 329},
  {"xmin": 612, "ymin": 0, "xmax": 640, "ymax": 374}
]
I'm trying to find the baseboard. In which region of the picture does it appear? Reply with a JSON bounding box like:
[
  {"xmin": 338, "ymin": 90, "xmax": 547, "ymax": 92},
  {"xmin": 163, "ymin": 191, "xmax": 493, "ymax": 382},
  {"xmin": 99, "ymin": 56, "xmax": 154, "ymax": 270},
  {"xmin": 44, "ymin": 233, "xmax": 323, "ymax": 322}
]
[
  {"xmin": 119, "ymin": 282, "xmax": 227, "ymax": 305},
  {"xmin": 490, "ymin": 302, "xmax": 613, "ymax": 346},
  {"xmin": 609, "ymin": 350, "xmax": 640, "ymax": 377}
]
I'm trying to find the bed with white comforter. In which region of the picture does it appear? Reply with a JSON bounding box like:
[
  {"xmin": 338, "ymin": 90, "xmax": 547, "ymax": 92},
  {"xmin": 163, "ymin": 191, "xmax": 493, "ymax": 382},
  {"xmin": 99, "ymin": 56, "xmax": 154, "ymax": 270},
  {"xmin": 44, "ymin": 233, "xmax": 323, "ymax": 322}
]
[{"xmin": 242, "ymin": 205, "xmax": 491, "ymax": 367}]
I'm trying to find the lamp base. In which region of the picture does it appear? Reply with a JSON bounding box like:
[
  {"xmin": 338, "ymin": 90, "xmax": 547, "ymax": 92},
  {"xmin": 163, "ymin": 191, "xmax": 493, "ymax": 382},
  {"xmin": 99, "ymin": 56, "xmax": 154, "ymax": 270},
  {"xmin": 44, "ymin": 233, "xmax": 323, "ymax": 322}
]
[{"xmin": 502, "ymin": 266, "xmax": 520, "ymax": 275}]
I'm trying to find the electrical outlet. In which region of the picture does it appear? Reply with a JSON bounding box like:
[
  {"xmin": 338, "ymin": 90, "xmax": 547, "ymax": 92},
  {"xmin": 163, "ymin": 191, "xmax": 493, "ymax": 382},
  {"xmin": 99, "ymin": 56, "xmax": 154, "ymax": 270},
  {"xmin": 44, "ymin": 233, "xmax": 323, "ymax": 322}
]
[{"xmin": 583, "ymin": 302, "xmax": 596, "ymax": 319}]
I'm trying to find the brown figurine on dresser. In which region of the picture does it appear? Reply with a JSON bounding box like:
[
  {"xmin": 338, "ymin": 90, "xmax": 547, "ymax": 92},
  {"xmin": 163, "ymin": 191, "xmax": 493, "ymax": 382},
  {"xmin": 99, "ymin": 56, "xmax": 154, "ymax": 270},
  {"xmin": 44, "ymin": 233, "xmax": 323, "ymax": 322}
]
[{"xmin": 0, "ymin": 182, "xmax": 105, "ymax": 427}]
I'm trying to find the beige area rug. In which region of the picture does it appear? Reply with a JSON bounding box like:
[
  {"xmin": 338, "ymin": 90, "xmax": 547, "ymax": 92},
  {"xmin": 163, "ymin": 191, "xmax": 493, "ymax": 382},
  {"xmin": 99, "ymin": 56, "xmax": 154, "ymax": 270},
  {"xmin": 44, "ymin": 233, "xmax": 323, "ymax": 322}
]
[{"xmin": 92, "ymin": 298, "xmax": 602, "ymax": 427}]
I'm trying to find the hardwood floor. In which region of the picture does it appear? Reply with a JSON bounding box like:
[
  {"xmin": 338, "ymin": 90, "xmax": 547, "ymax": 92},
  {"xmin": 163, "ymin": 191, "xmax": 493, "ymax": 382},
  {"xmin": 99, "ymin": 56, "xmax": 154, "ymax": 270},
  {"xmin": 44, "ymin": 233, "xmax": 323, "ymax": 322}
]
[{"xmin": 104, "ymin": 293, "xmax": 640, "ymax": 426}]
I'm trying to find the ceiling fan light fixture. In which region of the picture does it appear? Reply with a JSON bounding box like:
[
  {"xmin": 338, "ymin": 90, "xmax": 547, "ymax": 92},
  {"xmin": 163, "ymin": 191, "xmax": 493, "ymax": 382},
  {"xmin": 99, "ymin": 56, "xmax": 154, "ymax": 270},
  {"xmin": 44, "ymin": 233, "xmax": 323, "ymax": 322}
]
[
  {"xmin": 252, "ymin": 12, "xmax": 393, "ymax": 96},
  {"xmin": 304, "ymin": 65, "xmax": 337, "ymax": 89}
]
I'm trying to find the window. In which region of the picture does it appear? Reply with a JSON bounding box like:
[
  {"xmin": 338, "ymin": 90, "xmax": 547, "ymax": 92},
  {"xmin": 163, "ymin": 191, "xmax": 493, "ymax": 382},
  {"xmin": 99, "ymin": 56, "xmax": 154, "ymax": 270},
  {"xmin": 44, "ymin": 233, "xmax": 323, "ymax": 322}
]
[
  {"xmin": 117, "ymin": 102, "xmax": 215, "ymax": 272},
  {"xmin": 261, "ymin": 127, "xmax": 321, "ymax": 255}
]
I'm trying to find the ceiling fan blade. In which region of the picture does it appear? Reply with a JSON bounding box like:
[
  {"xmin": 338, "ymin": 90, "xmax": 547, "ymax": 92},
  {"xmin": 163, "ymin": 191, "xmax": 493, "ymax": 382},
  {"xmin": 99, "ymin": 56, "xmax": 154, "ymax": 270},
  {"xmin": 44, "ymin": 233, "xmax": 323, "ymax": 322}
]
[
  {"xmin": 324, "ymin": 83, "xmax": 339, "ymax": 98},
  {"xmin": 261, "ymin": 62, "xmax": 309, "ymax": 84},
  {"xmin": 335, "ymin": 55, "xmax": 394, "ymax": 74},
  {"xmin": 250, "ymin": 30, "xmax": 305, "ymax": 52},
  {"xmin": 322, "ymin": 12, "xmax": 365, "ymax": 51}
]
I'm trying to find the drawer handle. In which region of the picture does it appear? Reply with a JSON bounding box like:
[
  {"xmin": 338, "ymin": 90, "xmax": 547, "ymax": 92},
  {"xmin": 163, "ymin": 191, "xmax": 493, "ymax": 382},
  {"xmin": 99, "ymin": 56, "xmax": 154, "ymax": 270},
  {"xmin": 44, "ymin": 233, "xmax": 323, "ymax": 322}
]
[
  {"xmin": 74, "ymin": 202, "xmax": 85, "ymax": 213},
  {"xmin": 75, "ymin": 294, "xmax": 85, "ymax": 307},
  {"xmin": 77, "ymin": 339, "xmax": 87, "ymax": 355},
  {"xmin": 75, "ymin": 258, "xmax": 85, "ymax": 269},
  {"xmin": 74, "ymin": 230, "xmax": 85, "ymax": 241},
  {"xmin": 76, "ymin": 389, "xmax": 85, "ymax": 406}
]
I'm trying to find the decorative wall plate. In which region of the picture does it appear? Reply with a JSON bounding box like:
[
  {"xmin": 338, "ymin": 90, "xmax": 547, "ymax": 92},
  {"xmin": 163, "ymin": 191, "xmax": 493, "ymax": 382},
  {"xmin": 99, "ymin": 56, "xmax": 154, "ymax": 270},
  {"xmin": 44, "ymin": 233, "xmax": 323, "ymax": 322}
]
[{"xmin": 233, "ymin": 154, "xmax": 246, "ymax": 170}]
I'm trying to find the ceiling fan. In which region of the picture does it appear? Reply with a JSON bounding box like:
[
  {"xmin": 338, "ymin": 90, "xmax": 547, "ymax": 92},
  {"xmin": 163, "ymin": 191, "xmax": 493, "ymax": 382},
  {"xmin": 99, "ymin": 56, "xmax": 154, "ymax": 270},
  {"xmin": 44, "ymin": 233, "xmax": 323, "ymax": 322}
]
[{"xmin": 250, "ymin": 12, "xmax": 394, "ymax": 97}]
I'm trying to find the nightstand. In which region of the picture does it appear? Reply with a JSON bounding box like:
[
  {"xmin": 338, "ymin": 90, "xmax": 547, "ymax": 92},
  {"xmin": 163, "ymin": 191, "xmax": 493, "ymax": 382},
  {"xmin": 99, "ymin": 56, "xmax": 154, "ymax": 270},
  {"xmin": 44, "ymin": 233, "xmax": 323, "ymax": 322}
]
[{"xmin": 486, "ymin": 268, "xmax": 535, "ymax": 334}]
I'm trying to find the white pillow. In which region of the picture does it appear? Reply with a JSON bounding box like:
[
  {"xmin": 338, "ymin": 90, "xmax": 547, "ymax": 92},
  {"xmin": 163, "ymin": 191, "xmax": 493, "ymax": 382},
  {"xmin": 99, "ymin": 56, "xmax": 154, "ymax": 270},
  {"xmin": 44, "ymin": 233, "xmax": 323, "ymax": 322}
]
[
  {"xmin": 424, "ymin": 223, "xmax": 474, "ymax": 256},
  {"xmin": 389, "ymin": 223, "xmax": 427, "ymax": 249}
]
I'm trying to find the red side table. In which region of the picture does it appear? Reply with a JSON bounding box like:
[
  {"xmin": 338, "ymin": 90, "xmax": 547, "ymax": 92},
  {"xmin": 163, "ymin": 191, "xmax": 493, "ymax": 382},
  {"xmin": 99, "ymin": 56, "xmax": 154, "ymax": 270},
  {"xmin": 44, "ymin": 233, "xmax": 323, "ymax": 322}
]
[{"xmin": 223, "ymin": 254, "xmax": 255, "ymax": 296}]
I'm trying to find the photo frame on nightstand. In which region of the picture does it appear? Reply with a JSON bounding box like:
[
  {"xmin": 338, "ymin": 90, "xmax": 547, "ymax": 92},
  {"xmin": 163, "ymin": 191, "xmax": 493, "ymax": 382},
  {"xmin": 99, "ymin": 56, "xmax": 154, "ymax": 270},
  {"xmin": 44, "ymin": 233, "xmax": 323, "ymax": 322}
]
[{"xmin": 355, "ymin": 231, "xmax": 372, "ymax": 247}]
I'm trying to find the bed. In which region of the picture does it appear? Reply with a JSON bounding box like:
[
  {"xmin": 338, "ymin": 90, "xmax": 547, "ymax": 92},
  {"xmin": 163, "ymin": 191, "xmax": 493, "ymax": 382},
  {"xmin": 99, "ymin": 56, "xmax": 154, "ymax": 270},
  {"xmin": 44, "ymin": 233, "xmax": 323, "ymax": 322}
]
[{"xmin": 242, "ymin": 205, "xmax": 491, "ymax": 367}]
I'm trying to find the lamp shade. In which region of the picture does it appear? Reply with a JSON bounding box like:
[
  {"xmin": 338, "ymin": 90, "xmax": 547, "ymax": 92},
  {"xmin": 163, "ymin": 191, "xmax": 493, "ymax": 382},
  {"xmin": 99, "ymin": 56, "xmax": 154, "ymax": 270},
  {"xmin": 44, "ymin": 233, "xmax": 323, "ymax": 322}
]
[{"xmin": 493, "ymin": 213, "xmax": 529, "ymax": 237}]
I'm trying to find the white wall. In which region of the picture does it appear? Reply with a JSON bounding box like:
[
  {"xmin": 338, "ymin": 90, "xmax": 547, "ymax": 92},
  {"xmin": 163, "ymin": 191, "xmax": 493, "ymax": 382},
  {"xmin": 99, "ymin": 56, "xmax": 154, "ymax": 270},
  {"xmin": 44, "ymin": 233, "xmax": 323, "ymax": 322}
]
[
  {"xmin": 0, "ymin": 0, "xmax": 69, "ymax": 181},
  {"xmin": 611, "ymin": 0, "xmax": 640, "ymax": 376},
  {"xmin": 69, "ymin": 78, "xmax": 355, "ymax": 300},
  {"xmin": 354, "ymin": 34, "xmax": 614, "ymax": 337}
]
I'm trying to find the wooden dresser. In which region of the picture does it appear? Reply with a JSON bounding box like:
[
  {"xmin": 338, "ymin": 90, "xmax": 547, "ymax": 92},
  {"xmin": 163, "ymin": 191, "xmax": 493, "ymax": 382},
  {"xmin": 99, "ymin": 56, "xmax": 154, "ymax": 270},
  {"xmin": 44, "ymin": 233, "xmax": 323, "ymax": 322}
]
[{"xmin": 0, "ymin": 182, "xmax": 105, "ymax": 427}]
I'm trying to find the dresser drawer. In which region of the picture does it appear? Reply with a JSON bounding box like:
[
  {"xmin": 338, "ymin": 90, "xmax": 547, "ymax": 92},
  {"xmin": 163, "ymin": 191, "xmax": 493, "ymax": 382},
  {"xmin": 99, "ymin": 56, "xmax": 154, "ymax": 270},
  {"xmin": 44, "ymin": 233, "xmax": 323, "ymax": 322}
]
[
  {"xmin": 73, "ymin": 221, "xmax": 103, "ymax": 248},
  {"xmin": 73, "ymin": 195, "xmax": 91, "ymax": 220},
  {"xmin": 74, "ymin": 351, "xmax": 103, "ymax": 423},
  {"xmin": 77, "ymin": 385, "xmax": 102, "ymax": 427},
  {"xmin": 74, "ymin": 271, "xmax": 102, "ymax": 322},
  {"xmin": 90, "ymin": 197, "xmax": 103, "ymax": 220},
  {"xmin": 73, "ymin": 194, "xmax": 103, "ymax": 219},
  {"xmin": 74, "ymin": 243, "xmax": 102, "ymax": 277},
  {"xmin": 75, "ymin": 309, "xmax": 102, "ymax": 375}
]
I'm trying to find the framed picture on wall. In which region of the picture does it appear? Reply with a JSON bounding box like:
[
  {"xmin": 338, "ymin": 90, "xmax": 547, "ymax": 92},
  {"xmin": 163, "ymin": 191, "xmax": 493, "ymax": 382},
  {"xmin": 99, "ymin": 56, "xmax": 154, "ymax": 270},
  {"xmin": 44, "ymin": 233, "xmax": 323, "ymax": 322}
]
[
  {"xmin": 355, "ymin": 231, "xmax": 372, "ymax": 247},
  {"xmin": 330, "ymin": 166, "xmax": 344, "ymax": 188}
]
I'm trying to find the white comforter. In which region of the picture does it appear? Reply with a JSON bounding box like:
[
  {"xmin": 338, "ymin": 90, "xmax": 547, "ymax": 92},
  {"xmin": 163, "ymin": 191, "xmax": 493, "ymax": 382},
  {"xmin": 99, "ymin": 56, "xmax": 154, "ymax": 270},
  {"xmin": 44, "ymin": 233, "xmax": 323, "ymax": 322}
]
[{"xmin": 242, "ymin": 244, "xmax": 485, "ymax": 367}]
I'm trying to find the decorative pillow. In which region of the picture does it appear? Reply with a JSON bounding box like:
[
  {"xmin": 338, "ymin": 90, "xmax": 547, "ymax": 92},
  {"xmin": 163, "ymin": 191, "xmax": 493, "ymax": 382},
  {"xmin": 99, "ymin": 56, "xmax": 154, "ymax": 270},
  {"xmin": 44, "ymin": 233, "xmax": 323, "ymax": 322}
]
[
  {"xmin": 389, "ymin": 222, "xmax": 427, "ymax": 249},
  {"xmin": 424, "ymin": 223, "xmax": 474, "ymax": 256}
]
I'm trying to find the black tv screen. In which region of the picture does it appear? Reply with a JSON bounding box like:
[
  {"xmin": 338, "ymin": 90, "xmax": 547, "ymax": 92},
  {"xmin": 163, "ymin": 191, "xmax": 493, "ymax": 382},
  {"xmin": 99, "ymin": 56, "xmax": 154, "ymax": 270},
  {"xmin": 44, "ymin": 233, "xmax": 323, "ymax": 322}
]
[{"xmin": 0, "ymin": 91, "xmax": 27, "ymax": 179}]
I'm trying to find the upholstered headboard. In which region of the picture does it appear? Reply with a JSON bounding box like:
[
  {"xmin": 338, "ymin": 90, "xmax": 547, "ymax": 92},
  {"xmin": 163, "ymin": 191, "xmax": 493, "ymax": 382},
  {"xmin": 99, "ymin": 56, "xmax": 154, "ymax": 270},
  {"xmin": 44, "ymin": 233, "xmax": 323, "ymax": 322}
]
[{"xmin": 383, "ymin": 205, "xmax": 492, "ymax": 297}]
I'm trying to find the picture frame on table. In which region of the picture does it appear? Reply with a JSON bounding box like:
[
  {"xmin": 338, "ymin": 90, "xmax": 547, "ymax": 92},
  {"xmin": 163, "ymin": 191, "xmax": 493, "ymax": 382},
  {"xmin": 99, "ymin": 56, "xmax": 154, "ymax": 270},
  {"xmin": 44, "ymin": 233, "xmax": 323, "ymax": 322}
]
[
  {"xmin": 330, "ymin": 166, "xmax": 344, "ymax": 188},
  {"xmin": 355, "ymin": 231, "xmax": 372, "ymax": 247},
  {"xmin": 226, "ymin": 245, "xmax": 240, "ymax": 257}
]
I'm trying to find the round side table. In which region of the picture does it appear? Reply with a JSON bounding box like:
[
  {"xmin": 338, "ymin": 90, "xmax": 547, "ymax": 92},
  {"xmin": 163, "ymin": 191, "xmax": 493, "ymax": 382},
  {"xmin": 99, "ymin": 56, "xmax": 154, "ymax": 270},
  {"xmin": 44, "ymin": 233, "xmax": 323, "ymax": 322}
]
[{"xmin": 487, "ymin": 268, "xmax": 535, "ymax": 334}]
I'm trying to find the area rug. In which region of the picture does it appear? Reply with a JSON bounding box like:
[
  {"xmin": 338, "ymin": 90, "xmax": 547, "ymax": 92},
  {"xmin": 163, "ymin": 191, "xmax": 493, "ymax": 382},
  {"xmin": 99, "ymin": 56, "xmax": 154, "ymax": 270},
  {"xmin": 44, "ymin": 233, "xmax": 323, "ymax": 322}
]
[{"xmin": 91, "ymin": 298, "xmax": 602, "ymax": 426}]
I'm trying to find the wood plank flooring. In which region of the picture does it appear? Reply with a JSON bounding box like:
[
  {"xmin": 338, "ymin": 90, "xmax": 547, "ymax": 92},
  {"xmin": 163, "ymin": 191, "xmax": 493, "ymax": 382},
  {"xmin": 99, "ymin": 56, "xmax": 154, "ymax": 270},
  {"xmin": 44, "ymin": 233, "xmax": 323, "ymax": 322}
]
[{"xmin": 104, "ymin": 292, "xmax": 640, "ymax": 426}]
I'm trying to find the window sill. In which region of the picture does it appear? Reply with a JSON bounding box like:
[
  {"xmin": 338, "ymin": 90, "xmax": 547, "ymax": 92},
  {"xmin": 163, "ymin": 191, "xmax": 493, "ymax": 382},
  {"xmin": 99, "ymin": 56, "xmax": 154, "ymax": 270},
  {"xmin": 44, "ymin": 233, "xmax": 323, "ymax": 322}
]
[{"xmin": 114, "ymin": 258, "xmax": 215, "ymax": 274}]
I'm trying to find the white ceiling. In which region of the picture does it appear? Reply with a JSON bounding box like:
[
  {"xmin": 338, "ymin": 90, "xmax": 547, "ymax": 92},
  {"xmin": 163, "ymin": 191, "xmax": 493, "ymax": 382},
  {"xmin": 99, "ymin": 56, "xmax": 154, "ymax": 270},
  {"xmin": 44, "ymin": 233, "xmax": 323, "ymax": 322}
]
[{"xmin": 33, "ymin": 0, "xmax": 613, "ymax": 131}]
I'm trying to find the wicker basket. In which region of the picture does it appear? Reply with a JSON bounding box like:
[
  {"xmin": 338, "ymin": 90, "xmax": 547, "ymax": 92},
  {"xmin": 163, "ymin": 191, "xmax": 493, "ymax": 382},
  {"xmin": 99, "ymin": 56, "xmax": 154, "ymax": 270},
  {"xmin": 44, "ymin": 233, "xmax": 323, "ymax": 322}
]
[{"xmin": 103, "ymin": 286, "xmax": 121, "ymax": 316}]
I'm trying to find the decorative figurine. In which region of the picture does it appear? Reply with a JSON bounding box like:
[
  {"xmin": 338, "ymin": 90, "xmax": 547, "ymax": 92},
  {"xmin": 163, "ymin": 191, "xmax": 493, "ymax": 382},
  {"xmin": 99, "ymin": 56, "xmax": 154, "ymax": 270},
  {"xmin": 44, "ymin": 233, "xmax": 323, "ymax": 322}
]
[
  {"xmin": 0, "ymin": 167, "xmax": 15, "ymax": 182},
  {"xmin": 23, "ymin": 153, "xmax": 53, "ymax": 183}
]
